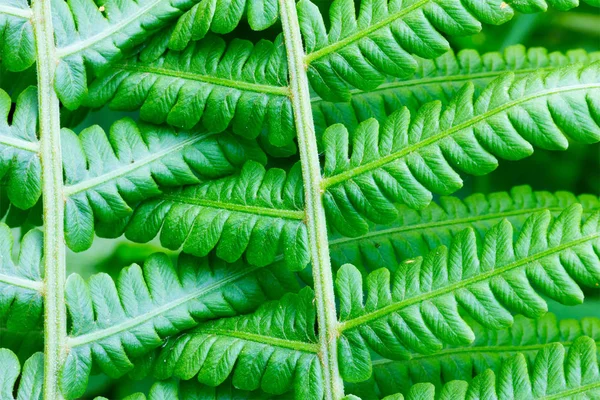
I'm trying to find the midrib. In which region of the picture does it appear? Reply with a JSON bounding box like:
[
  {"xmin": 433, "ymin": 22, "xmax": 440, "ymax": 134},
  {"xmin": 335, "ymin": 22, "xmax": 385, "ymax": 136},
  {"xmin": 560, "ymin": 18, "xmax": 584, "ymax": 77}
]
[
  {"xmin": 63, "ymin": 134, "xmax": 210, "ymax": 196},
  {"xmin": 0, "ymin": 134, "xmax": 39, "ymax": 152},
  {"xmin": 339, "ymin": 233, "xmax": 599, "ymax": 331},
  {"xmin": 322, "ymin": 83, "xmax": 600, "ymax": 189},
  {"xmin": 113, "ymin": 64, "xmax": 290, "ymax": 96},
  {"xmin": 67, "ymin": 264, "xmax": 261, "ymax": 348},
  {"xmin": 0, "ymin": 4, "xmax": 32, "ymax": 18},
  {"xmin": 199, "ymin": 328, "xmax": 319, "ymax": 353},
  {"xmin": 0, "ymin": 272, "xmax": 43, "ymax": 291},
  {"xmin": 161, "ymin": 194, "xmax": 305, "ymax": 220}
]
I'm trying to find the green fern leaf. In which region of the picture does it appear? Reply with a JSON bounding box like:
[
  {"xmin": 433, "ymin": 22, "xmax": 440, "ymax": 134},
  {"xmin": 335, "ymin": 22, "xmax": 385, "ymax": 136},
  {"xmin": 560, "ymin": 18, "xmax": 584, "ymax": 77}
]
[
  {"xmin": 321, "ymin": 64, "xmax": 600, "ymax": 237},
  {"xmin": 346, "ymin": 313, "xmax": 600, "ymax": 399},
  {"xmin": 330, "ymin": 185, "xmax": 600, "ymax": 275},
  {"xmin": 298, "ymin": 0, "xmax": 592, "ymax": 101},
  {"xmin": 0, "ymin": 349, "xmax": 43, "ymax": 400},
  {"xmin": 0, "ymin": 87, "xmax": 40, "ymax": 210},
  {"xmin": 62, "ymin": 118, "xmax": 264, "ymax": 251},
  {"xmin": 392, "ymin": 337, "xmax": 600, "ymax": 399},
  {"xmin": 60, "ymin": 253, "xmax": 299, "ymax": 399},
  {"xmin": 125, "ymin": 161, "xmax": 309, "ymax": 270},
  {"xmin": 85, "ymin": 35, "xmax": 295, "ymax": 146},
  {"xmin": 0, "ymin": 223, "xmax": 43, "ymax": 332},
  {"xmin": 0, "ymin": 1, "xmax": 34, "ymax": 72},
  {"xmin": 335, "ymin": 206, "xmax": 600, "ymax": 382},
  {"xmin": 167, "ymin": 0, "xmax": 279, "ymax": 51},
  {"xmin": 148, "ymin": 288, "xmax": 320, "ymax": 398},
  {"xmin": 312, "ymin": 46, "xmax": 600, "ymax": 133},
  {"xmin": 49, "ymin": 0, "xmax": 206, "ymax": 109}
]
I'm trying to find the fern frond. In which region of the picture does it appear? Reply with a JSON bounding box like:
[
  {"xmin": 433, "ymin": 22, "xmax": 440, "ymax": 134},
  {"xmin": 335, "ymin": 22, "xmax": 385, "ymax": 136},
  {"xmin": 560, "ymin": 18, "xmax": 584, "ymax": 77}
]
[
  {"xmin": 0, "ymin": 321, "xmax": 43, "ymax": 364},
  {"xmin": 312, "ymin": 46, "xmax": 600, "ymax": 133},
  {"xmin": 298, "ymin": 0, "xmax": 593, "ymax": 101},
  {"xmin": 0, "ymin": 1, "xmax": 34, "ymax": 72},
  {"xmin": 0, "ymin": 223, "xmax": 43, "ymax": 332},
  {"xmin": 85, "ymin": 35, "xmax": 295, "ymax": 146},
  {"xmin": 330, "ymin": 185, "xmax": 600, "ymax": 275},
  {"xmin": 125, "ymin": 161, "xmax": 309, "ymax": 270},
  {"xmin": 150, "ymin": 288, "xmax": 321, "ymax": 399},
  {"xmin": 167, "ymin": 0, "xmax": 280, "ymax": 51},
  {"xmin": 346, "ymin": 313, "xmax": 600, "ymax": 399},
  {"xmin": 335, "ymin": 206, "xmax": 600, "ymax": 382},
  {"xmin": 0, "ymin": 349, "xmax": 43, "ymax": 400},
  {"xmin": 321, "ymin": 64, "xmax": 600, "ymax": 237},
  {"xmin": 0, "ymin": 87, "xmax": 40, "ymax": 210},
  {"xmin": 60, "ymin": 253, "xmax": 299, "ymax": 399},
  {"xmin": 386, "ymin": 337, "xmax": 600, "ymax": 400},
  {"xmin": 49, "ymin": 0, "xmax": 206, "ymax": 109}
]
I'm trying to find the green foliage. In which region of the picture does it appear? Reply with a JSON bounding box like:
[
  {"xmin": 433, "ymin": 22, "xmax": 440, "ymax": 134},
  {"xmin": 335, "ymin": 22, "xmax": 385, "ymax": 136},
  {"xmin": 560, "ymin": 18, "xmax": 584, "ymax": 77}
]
[
  {"xmin": 388, "ymin": 337, "xmax": 600, "ymax": 399},
  {"xmin": 0, "ymin": 0, "xmax": 599, "ymax": 399},
  {"xmin": 86, "ymin": 35, "xmax": 294, "ymax": 146},
  {"xmin": 0, "ymin": 349, "xmax": 43, "ymax": 400},
  {"xmin": 60, "ymin": 253, "xmax": 299, "ymax": 399},
  {"xmin": 322, "ymin": 64, "xmax": 600, "ymax": 237},
  {"xmin": 346, "ymin": 313, "xmax": 600, "ymax": 398},
  {"xmin": 0, "ymin": 223, "xmax": 43, "ymax": 332},
  {"xmin": 312, "ymin": 45, "xmax": 600, "ymax": 133},
  {"xmin": 330, "ymin": 185, "xmax": 600, "ymax": 275},
  {"xmin": 335, "ymin": 206, "xmax": 600, "ymax": 382},
  {"xmin": 126, "ymin": 161, "xmax": 309, "ymax": 270}
]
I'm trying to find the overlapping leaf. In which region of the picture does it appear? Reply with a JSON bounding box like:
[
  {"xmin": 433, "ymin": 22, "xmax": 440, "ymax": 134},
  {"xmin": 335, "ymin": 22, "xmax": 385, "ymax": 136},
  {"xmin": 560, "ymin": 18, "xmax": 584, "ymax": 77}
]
[
  {"xmin": 312, "ymin": 46, "xmax": 600, "ymax": 133},
  {"xmin": 0, "ymin": 223, "xmax": 43, "ymax": 333},
  {"xmin": 50, "ymin": 0, "xmax": 204, "ymax": 109},
  {"xmin": 335, "ymin": 206, "xmax": 600, "ymax": 382},
  {"xmin": 330, "ymin": 186, "xmax": 600, "ymax": 275},
  {"xmin": 0, "ymin": 87, "xmax": 40, "ymax": 210},
  {"xmin": 60, "ymin": 253, "xmax": 299, "ymax": 399},
  {"xmin": 61, "ymin": 118, "xmax": 263, "ymax": 252},
  {"xmin": 299, "ymin": 0, "xmax": 594, "ymax": 101},
  {"xmin": 125, "ymin": 161, "xmax": 309, "ymax": 270},
  {"xmin": 166, "ymin": 0, "xmax": 280, "ymax": 51},
  {"xmin": 321, "ymin": 64, "xmax": 600, "ymax": 237},
  {"xmin": 86, "ymin": 34, "xmax": 294, "ymax": 146},
  {"xmin": 346, "ymin": 313, "xmax": 600, "ymax": 399},
  {"xmin": 0, "ymin": 349, "xmax": 43, "ymax": 400},
  {"xmin": 102, "ymin": 380, "xmax": 271, "ymax": 400},
  {"xmin": 147, "ymin": 288, "xmax": 321, "ymax": 399},
  {"xmin": 384, "ymin": 337, "xmax": 600, "ymax": 400}
]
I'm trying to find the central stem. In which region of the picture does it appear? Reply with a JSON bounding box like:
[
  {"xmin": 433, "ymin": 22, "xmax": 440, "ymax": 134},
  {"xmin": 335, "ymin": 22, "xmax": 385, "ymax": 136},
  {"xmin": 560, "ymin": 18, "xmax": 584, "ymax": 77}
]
[
  {"xmin": 32, "ymin": 0, "xmax": 68, "ymax": 398},
  {"xmin": 278, "ymin": 1, "xmax": 344, "ymax": 399}
]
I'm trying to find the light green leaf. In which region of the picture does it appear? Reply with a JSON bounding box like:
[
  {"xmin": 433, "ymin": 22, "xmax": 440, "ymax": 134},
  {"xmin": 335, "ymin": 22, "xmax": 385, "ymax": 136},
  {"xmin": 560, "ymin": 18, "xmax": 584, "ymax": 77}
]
[
  {"xmin": 86, "ymin": 35, "xmax": 294, "ymax": 146},
  {"xmin": 125, "ymin": 161, "xmax": 309, "ymax": 270},
  {"xmin": 299, "ymin": 0, "xmax": 591, "ymax": 101},
  {"xmin": 312, "ymin": 46, "xmax": 600, "ymax": 134},
  {"xmin": 0, "ymin": 349, "xmax": 43, "ymax": 400},
  {"xmin": 0, "ymin": 223, "xmax": 43, "ymax": 332},
  {"xmin": 346, "ymin": 313, "xmax": 600, "ymax": 399},
  {"xmin": 0, "ymin": 1, "xmax": 34, "ymax": 72},
  {"xmin": 60, "ymin": 253, "xmax": 299, "ymax": 399},
  {"xmin": 329, "ymin": 185, "xmax": 600, "ymax": 275},
  {"xmin": 149, "ymin": 288, "xmax": 321, "ymax": 399},
  {"xmin": 321, "ymin": 64, "xmax": 600, "ymax": 237},
  {"xmin": 336, "ymin": 206, "xmax": 600, "ymax": 382},
  {"xmin": 393, "ymin": 337, "xmax": 600, "ymax": 399}
]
